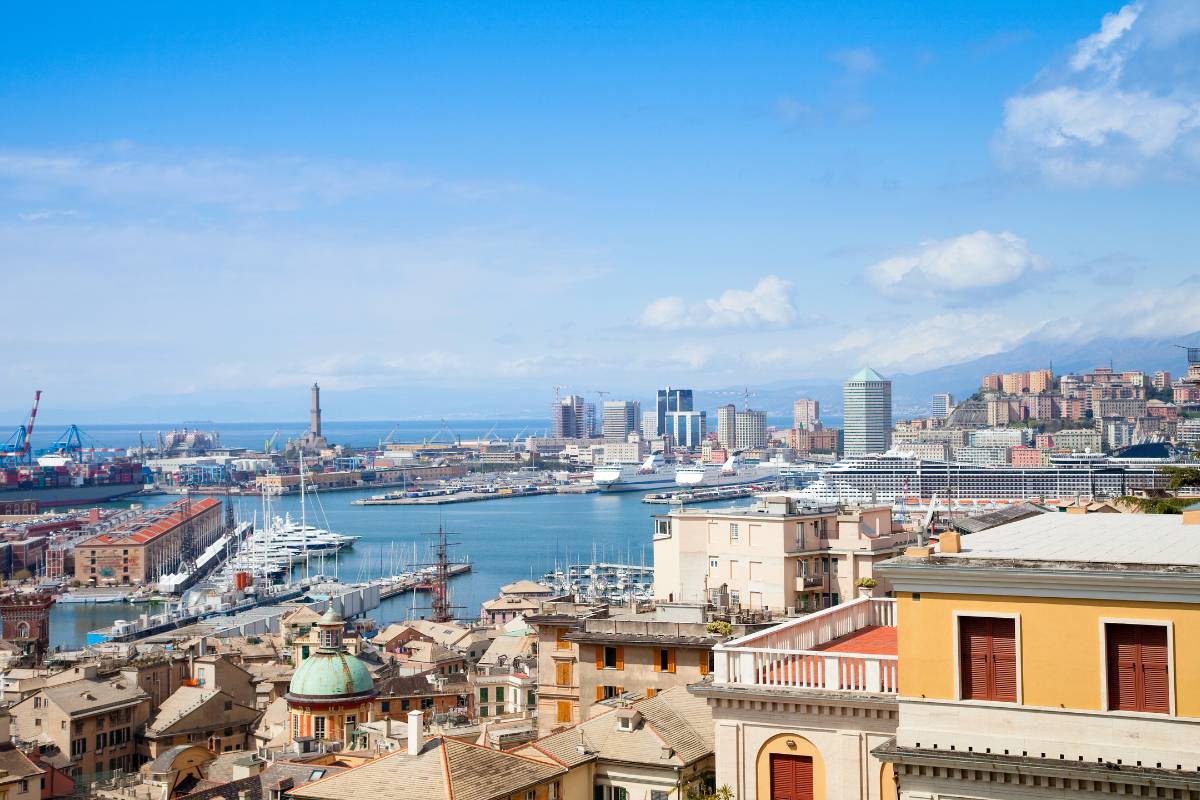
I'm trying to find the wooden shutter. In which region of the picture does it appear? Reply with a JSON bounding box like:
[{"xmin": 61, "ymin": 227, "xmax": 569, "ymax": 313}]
[
  {"xmin": 652, "ymin": 649, "xmax": 661, "ymax": 673},
  {"xmin": 595, "ymin": 645, "xmax": 604, "ymax": 670},
  {"xmin": 1107, "ymin": 624, "xmax": 1169, "ymax": 713},
  {"xmin": 615, "ymin": 646, "xmax": 624, "ymax": 670},
  {"xmin": 769, "ymin": 754, "xmax": 813, "ymax": 800},
  {"xmin": 556, "ymin": 701, "xmax": 571, "ymax": 724},
  {"xmin": 698, "ymin": 650, "xmax": 710, "ymax": 676},
  {"xmin": 556, "ymin": 662, "xmax": 571, "ymax": 686},
  {"xmin": 959, "ymin": 616, "xmax": 1017, "ymax": 702},
  {"xmin": 595, "ymin": 685, "xmax": 604, "ymax": 702},
  {"xmin": 666, "ymin": 648, "xmax": 676, "ymax": 673}
]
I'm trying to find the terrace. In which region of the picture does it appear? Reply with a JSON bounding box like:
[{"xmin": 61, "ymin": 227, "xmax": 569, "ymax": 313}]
[{"xmin": 712, "ymin": 596, "xmax": 897, "ymax": 694}]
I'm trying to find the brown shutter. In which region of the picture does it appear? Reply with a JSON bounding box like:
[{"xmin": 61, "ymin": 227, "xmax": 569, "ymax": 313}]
[
  {"xmin": 769, "ymin": 755, "xmax": 813, "ymax": 800},
  {"xmin": 595, "ymin": 685, "xmax": 604, "ymax": 702},
  {"xmin": 959, "ymin": 617, "xmax": 992, "ymax": 700},
  {"xmin": 698, "ymin": 650, "xmax": 709, "ymax": 676},
  {"xmin": 667, "ymin": 648, "xmax": 676, "ymax": 673},
  {"xmin": 595, "ymin": 646, "xmax": 604, "ymax": 670},
  {"xmin": 990, "ymin": 618, "xmax": 1017, "ymax": 702},
  {"xmin": 1141, "ymin": 627, "xmax": 1170, "ymax": 713},
  {"xmin": 615, "ymin": 646, "xmax": 624, "ymax": 670},
  {"xmin": 1107, "ymin": 625, "xmax": 1140, "ymax": 711}
]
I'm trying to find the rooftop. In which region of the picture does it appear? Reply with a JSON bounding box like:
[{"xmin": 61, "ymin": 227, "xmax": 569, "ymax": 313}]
[
  {"xmin": 78, "ymin": 497, "xmax": 220, "ymax": 547},
  {"xmin": 935, "ymin": 512, "xmax": 1200, "ymax": 568}
]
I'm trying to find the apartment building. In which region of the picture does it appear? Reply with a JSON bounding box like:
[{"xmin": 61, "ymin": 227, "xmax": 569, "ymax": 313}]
[
  {"xmin": 653, "ymin": 497, "xmax": 905, "ymax": 613},
  {"xmin": 527, "ymin": 602, "xmax": 750, "ymax": 737},
  {"xmin": 874, "ymin": 511, "xmax": 1200, "ymax": 799},
  {"xmin": 0, "ymin": 709, "xmax": 43, "ymax": 800},
  {"xmin": 695, "ymin": 595, "xmax": 900, "ymax": 800},
  {"xmin": 11, "ymin": 676, "xmax": 151, "ymax": 779},
  {"xmin": 141, "ymin": 686, "xmax": 260, "ymax": 758}
]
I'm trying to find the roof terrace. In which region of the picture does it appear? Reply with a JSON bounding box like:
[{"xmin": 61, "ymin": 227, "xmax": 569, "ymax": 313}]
[{"xmin": 712, "ymin": 596, "xmax": 897, "ymax": 694}]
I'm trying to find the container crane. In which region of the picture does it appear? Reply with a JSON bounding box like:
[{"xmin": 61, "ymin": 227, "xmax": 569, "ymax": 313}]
[{"xmin": 0, "ymin": 390, "xmax": 42, "ymax": 466}]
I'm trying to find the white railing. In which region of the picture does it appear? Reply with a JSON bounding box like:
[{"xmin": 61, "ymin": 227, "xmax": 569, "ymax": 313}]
[{"xmin": 714, "ymin": 597, "xmax": 897, "ymax": 694}]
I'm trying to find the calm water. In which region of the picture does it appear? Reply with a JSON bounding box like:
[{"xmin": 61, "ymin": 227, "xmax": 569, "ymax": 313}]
[{"xmin": 50, "ymin": 488, "xmax": 741, "ymax": 649}]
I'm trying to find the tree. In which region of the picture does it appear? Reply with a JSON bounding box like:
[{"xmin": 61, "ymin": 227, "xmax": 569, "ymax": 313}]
[{"xmin": 1162, "ymin": 466, "xmax": 1200, "ymax": 490}]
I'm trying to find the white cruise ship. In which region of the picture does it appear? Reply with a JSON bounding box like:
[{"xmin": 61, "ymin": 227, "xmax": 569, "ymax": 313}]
[
  {"xmin": 674, "ymin": 454, "xmax": 787, "ymax": 487},
  {"xmin": 592, "ymin": 454, "xmax": 676, "ymax": 492}
]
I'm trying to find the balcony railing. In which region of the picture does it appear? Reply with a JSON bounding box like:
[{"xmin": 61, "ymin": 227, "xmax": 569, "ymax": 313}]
[{"xmin": 713, "ymin": 597, "xmax": 897, "ymax": 694}]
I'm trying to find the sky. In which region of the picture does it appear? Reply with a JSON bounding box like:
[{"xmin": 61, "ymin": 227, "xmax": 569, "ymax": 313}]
[{"xmin": 2, "ymin": 1, "xmax": 1200, "ymax": 421}]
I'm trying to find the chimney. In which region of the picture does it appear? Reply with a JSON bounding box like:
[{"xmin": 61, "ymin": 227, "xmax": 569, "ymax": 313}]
[
  {"xmin": 939, "ymin": 531, "xmax": 962, "ymax": 554},
  {"xmin": 407, "ymin": 710, "xmax": 423, "ymax": 756}
]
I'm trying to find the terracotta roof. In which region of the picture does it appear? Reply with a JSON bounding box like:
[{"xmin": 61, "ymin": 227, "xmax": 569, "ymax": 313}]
[
  {"xmin": 0, "ymin": 743, "xmax": 44, "ymax": 782},
  {"xmin": 78, "ymin": 497, "xmax": 221, "ymax": 547},
  {"xmin": 498, "ymin": 580, "xmax": 555, "ymax": 595},
  {"xmin": 289, "ymin": 737, "xmax": 563, "ymax": 800}
]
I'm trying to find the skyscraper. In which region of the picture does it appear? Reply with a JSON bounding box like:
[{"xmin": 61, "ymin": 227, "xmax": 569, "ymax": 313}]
[
  {"xmin": 931, "ymin": 392, "xmax": 954, "ymax": 419},
  {"xmin": 843, "ymin": 367, "xmax": 892, "ymax": 456},
  {"xmin": 601, "ymin": 400, "xmax": 641, "ymax": 440},
  {"xmin": 716, "ymin": 404, "xmax": 737, "ymax": 449},
  {"xmin": 735, "ymin": 409, "xmax": 768, "ymax": 450},
  {"xmin": 664, "ymin": 410, "xmax": 706, "ymax": 449},
  {"xmin": 550, "ymin": 394, "xmax": 589, "ymax": 438},
  {"xmin": 792, "ymin": 398, "xmax": 820, "ymax": 430},
  {"xmin": 655, "ymin": 387, "xmax": 693, "ymax": 437}
]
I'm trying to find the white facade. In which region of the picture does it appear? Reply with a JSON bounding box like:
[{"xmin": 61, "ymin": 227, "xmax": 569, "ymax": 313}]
[
  {"xmin": 844, "ymin": 368, "xmax": 892, "ymax": 456},
  {"xmin": 601, "ymin": 400, "xmax": 640, "ymax": 440},
  {"xmin": 930, "ymin": 393, "xmax": 953, "ymax": 419},
  {"xmin": 716, "ymin": 404, "xmax": 737, "ymax": 450},
  {"xmin": 735, "ymin": 409, "xmax": 767, "ymax": 450}
]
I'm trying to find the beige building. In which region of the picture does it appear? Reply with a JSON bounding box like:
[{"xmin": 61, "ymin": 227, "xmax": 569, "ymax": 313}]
[
  {"xmin": 653, "ymin": 497, "xmax": 906, "ymax": 613},
  {"xmin": 694, "ymin": 596, "xmax": 900, "ymax": 800},
  {"xmin": 0, "ymin": 709, "xmax": 43, "ymax": 800},
  {"xmin": 75, "ymin": 498, "xmax": 224, "ymax": 586},
  {"xmin": 11, "ymin": 676, "xmax": 151, "ymax": 779},
  {"xmin": 528, "ymin": 603, "xmax": 748, "ymax": 737},
  {"xmin": 141, "ymin": 686, "xmax": 260, "ymax": 758}
]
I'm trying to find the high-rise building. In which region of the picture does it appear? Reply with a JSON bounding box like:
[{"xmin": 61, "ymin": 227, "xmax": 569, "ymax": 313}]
[
  {"xmin": 930, "ymin": 392, "xmax": 954, "ymax": 418},
  {"xmin": 792, "ymin": 399, "xmax": 820, "ymax": 430},
  {"xmin": 550, "ymin": 394, "xmax": 589, "ymax": 438},
  {"xmin": 601, "ymin": 400, "xmax": 640, "ymax": 440},
  {"xmin": 641, "ymin": 411, "xmax": 659, "ymax": 440},
  {"xmin": 716, "ymin": 404, "xmax": 737, "ymax": 449},
  {"xmin": 664, "ymin": 410, "xmax": 706, "ymax": 449},
  {"xmin": 734, "ymin": 409, "xmax": 767, "ymax": 450},
  {"xmin": 843, "ymin": 367, "xmax": 892, "ymax": 456},
  {"xmin": 655, "ymin": 387, "xmax": 693, "ymax": 437}
]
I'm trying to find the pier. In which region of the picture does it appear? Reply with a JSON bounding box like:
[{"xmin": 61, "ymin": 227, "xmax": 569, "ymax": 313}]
[
  {"xmin": 643, "ymin": 483, "xmax": 782, "ymax": 505},
  {"xmin": 378, "ymin": 562, "xmax": 471, "ymax": 600},
  {"xmin": 354, "ymin": 486, "xmax": 558, "ymax": 505}
]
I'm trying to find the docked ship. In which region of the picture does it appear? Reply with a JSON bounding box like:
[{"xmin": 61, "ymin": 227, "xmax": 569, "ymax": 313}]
[
  {"xmin": 788, "ymin": 450, "xmax": 1172, "ymax": 506},
  {"xmin": 0, "ymin": 457, "xmax": 144, "ymax": 511},
  {"xmin": 592, "ymin": 454, "xmax": 676, "ymax": 492},
  {"xmin": 674, "ymin": 454, "xmax": 788, "ymax": 488}
]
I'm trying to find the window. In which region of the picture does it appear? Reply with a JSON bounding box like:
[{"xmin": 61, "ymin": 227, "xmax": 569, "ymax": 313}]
[
  {"xmin": 655, "ymin": 648, "xmax": 676, "ymax": 673},
  {"xmin": 729, "ymin": 590, "xmax": 741, "ymax": 606},
  {"xmin": 730, "ymin": 523, "xmax": 739, "ymax": 541},
  {"xmin": 95, "ymin": 733, "xmax": 106, "ymax": 750},
  {"xmin": 709, "ymin": 560, "xmax": 718, "ymax": 569},
  {"xmin": 598, "ymin": 645, "xmax": 623, "ymax": 670},
  {"xmin": 959, "ymin": 616, "xmax": 1017, "ymax": 702},
  {"xmin": 651, "ymin": 792, "xmax": 669, "ymax": 800},
  {"xmin": 549, "ymin": 782, "xmax": 560, "ymax": 800},
  {"xmin": 495, "ymin": 687, "xmax": 505, "ymax": 703},
  {"xmin": 526, "ymin": 792, "xmax": 535, "ymax": 800},
  {"xmin": 292, "ymin": 715, "xmax": 300, "ymax": 738},
  {"xmin": 595, "ymin": 685, "xmax": 622, "ymax": 701},
  {"xmin": 70, "ymin": 738, "xmax": 86, "ymax": 757},
  {"xmin": 555, "ymin": 662, "xmax": 572, "ymax": 686},
  {"xmin": 224, "ymin": 700, "xmax": 233, "ymax": 711},
  {"xmin": 421, "ymin": 698, "xmax": 433, "ymax": 709},
  {"xmin": 479, "ymin": 706, "xmax": 489, "ymax": 718},
  {"xmin": 699, "ymin": 650, "xmax": 712, "ymax": 676},
  {"xmin": 313, "ymin": 716, "xmax": 326, "ymax": 740},
  {"xmin": 479, "ymin": 687, "xmax": 489, "ymax": 702},
  {"xmin": 381, "ymin": 700, "xmax": 391, "ymax": 713},
  {"xmin": 555, "ymin": 628, "xmax": 571, "ymax": 651},
  {"xmin": 18, "ymin": 782, "xmax": 28, "ymax": 795},
  {"xmin": 1106, "ymin": 623, "xmax": 1169, "ymax": 714},
  {"xmin": 345, "ymin": 715, "xmax": 356, "ymax": 730},
  {"xmin": 556, "ymin": 701, "xmax": 572, "ymax": 724}
]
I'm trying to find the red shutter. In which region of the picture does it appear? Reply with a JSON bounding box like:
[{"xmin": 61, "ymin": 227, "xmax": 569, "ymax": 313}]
[
  {"xmin": 960, "ymin": 617, "xmax": 1017, "ymax": 702},
  {"xmin": 1108, "ymin": 624, "xmax": 1169, "ymax": 713},
  {"xmin": 769, "ymin": 755, "xmax": 813, "ymax": 800}
]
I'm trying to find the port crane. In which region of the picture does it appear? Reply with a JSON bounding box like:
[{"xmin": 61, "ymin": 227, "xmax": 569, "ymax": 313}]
[
  {"xmin": 264, "ymin": 428, "xmax": 280, "ymax": 454},
  {"xmin": 0, "ymin": 390, "xmax": 42, "ymax": 466},
  {"xmin": 44, "ymin": 424, "xmax": 125, "ymax": 460}
]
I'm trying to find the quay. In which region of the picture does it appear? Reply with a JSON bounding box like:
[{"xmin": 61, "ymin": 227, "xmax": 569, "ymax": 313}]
[
  {"xmin": 643, "ymin": 484, "xmax": 780, "ymax": 505},
  {"xmin": 378, "ymin": 562, "xmax": 471, "ymax": 600},
  {"xmin": 355, "ymin": 486, "xmax": 566, "ymax": 505}
]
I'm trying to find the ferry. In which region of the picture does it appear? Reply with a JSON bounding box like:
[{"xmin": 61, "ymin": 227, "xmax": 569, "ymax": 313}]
[
  {"xmin": 674, "ymin": 454, "xmax": 790, "ymax": 488},
  {"xmin": 592, "ymin": 453, "xmax": 676, "ymax": 492}
]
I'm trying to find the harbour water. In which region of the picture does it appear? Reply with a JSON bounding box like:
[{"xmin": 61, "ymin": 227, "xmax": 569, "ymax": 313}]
[{"xmin": 49, "ymin": 487, "xmax": 742, "ymax": 650}]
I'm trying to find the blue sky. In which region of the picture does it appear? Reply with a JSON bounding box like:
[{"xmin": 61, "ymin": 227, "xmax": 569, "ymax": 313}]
[{"xmin": 2, "ymin": 1, "xmax": 1199, "ymax": 419}]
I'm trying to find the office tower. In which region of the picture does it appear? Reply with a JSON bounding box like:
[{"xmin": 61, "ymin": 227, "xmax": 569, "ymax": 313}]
[
  {"xmin": 792, "ymin": 398, "xmax": 820, "ymax": 430},
  {"xmin": 549, "ymin": 394, "xmax": 588, "ymax": 438},
  {"xmin": 931, "ymin": 393, "xmax": 954, "ymax": 419},
  {"xmin": 664, "ymin": 410, "xmax": 706, "ymax": 449},
  {"xmin": 601, "ymin": 400, "xmax": 640, "ymax": 440},
  {"xmin": 735, "ymin": 409, "xmax": 768, "ymax": 450},
  {"xmin": 641, "ymin": 411, "xmax": 658, "ymax": 439},
  {"xmin": 843, "ymin": 367, "xmax": 892, "ymax": 456},
  {"xmin": 655, "ymin": 387, "xmax": 693, "ymax": 436},
  {"xmin": 716, "ymin": 404, "xmax": 737, "ymax": 449}
]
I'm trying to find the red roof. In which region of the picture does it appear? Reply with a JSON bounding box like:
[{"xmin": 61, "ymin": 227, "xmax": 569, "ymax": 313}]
[{"xmin": 78, "ymin": 497, "xmax": 220, "ymax": 547}]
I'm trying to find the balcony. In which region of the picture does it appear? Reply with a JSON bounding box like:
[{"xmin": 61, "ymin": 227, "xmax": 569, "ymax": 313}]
[
  {"xmin": 712, "ymin": 597, "xmax": 897, "ymax": 694},
  {"xmin": 795, "ymin": 575, "xmax": 824, "ymax": 591}
]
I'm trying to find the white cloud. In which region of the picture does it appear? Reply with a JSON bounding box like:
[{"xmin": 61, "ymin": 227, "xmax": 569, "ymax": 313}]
[
  {"xmin": 998, "ymin": 0, "xmax": 1200, "ymax": 184},
  {"xmin": 865, "ymin": 230, "xmax": 1047, "ymax": 294},
  {"xmin": 829, "ymin": 47, "xmax": 880, "ymax": 79},
  {"xmin": 639, "ymin": 275, "xmax": 797, "ymax": 331},
  {"xmin": 831, "ymin": 312, "xmax": 1038, "ymax": 373}
]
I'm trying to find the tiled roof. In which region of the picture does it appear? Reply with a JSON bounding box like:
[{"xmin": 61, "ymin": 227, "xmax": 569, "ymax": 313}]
[
  {"xmin": 41, "ymin": 677, "xmax": 148, "ymax": 716},
  {"xmin": 498, "ymin": 580, "xmax": 554, "ymax": 595},
  {"xmin": 522, "ymin": 686, "xmax": 713, "ymax": 768},
  {"xmin": 146, "ymin": 687, "xmax": 261, "ymax": 736},
  {"xmin": 78, "ymin": 497, "xmax": 220, "ymax": 547},
  {"xmin": 290, "ymin": 737, "xmax": 563, "ymax": 800},
  {"xmin": 0, "ymin": 743, "xmax": 45, "ymax": 782}
]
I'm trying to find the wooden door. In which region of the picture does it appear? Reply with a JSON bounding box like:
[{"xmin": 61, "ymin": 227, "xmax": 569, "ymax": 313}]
[{"xmin": 770, "ymin": 754, "xmax": 814, "ymax": 800}]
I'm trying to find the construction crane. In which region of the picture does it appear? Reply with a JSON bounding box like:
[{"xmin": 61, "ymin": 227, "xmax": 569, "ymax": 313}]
[
  {"xmin": 0, "ymin": 390, "xmax": 42, "ymax": 465},
  {"xmin": 264, "ymin": 428, "xmax": 280, "ymax": 454}
]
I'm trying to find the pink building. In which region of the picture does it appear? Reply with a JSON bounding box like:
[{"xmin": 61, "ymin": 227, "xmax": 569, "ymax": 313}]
[
  {"xmin": 1034, "ymin": 433, "xmax": 1055, "ymax": 449},
  {"xmin": 1009, "ymin": 446, "xmax": 1046, "ymax": 467}
]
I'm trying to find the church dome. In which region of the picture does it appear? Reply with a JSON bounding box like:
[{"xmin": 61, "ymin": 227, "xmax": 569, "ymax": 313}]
[{"xmin": 287, "ymin": 649, "xmax": 375, "ymax": 699}]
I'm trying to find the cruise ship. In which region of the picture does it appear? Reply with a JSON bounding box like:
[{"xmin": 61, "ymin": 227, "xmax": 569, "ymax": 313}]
[
  {"xmin": 788, "ymin": 450, "xmax": 1172, "ymax": 506},
  {"xmin": 592, "ymin": 454, "xmax": 676, "ymax": 492},
  {"xmin": 674, "ymin": 454, "xmax": 787, "ymax": 487}
]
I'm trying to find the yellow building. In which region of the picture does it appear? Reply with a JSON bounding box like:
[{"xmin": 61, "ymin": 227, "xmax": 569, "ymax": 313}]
[
  {"xmin": 875, "ymin": 511, "xmax": 1200, "ymax": 799},
  {"xmin": 285, "ymin": 609, "xmax": 376, "ymax": 744}
]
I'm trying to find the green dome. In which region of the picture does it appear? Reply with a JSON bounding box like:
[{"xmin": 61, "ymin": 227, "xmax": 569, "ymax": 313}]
[{"xmin": 288, "ymin": 650, "xmax": 374, "ymax": 698}]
